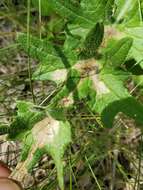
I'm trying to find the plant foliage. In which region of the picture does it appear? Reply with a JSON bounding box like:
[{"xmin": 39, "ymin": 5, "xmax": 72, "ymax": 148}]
[{"xmin": 1, "ymin": 0, "xmax": 143, "ymax": 189}]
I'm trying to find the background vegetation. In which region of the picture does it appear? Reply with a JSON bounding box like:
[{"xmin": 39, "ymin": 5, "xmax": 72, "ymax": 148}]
[{"xmin": 1, "ymin": 0, "xmax": 143, "ymax": 190}]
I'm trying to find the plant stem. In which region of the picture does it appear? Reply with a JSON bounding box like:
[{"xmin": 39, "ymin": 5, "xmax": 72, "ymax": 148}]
[
  {"xmin": 38, "ymin": 0, "xmax": 42, "ymax": 40},
  {"xmin": 138, "ymin": 0, "xmax": 143, "ymax": 24},
  {"xmin": 27, "ymin": 0, "xmax": 36, "ymax": 103},
  {"xmin": 85, "ymin": 155, "xmax": 102, "ymax": 190}
]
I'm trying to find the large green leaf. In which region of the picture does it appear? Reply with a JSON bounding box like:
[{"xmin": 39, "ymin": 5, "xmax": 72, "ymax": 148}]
[
  {"xmin": 101, "ymin": 97, "xmax": 143, "ymax": 128},
  {"xmin": 3, "ymin": 101, "xmax": 71, "ymax": 190},
  {"xmin": 17, "ymin": 33, "xmax": 77, "ymax": 83},
  {"xmin": 27, "ymin": 117, "xmax": 71, "ymax": 190},
  {"xmin": 50, "ymin": 0, "xmax": 91, "ymax": 26},
  {"xmin": 103, "ymin": 0, "xmax": 143, "ymax": 67},
  {"xmin": 100, "ymin": 70, "xmax": 130, "ymax": 98},
  {"xmin": 17, "ymin": 33, "xmax": 73, "ymax": 71},
  {"xmin": 18, "ymin": 33, "xmax": 65, "ymax": 70},
  {"xmin": 80, "ymin": 0, "xmax": 116, "ymax": 26},
  {"xmin": 104, "ymin": 37, "xmax": 133, "ymax": 68},
  {"xmin": 50, "ymin": 0, "xmax": 116, "ymax": 28},
  {"xmin": 90, "ymin": 69, "xmax": 130, "ymax": 113},
  {"xmin": 10, "ymin": 116, "xmax": 71, "ymax": 190}
]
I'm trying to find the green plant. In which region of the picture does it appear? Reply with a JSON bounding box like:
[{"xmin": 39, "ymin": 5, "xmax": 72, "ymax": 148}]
[
  {"xmin": 31, "ymin": 0, "xmax": 54, "ymax": 16},
  {"xmin": 1, "ymin": 0, "xmax": 143, "ymax": 189}
]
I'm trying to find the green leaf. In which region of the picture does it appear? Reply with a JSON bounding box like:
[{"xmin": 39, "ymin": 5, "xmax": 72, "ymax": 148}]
[
  {"xmin": 76, "ymin": 78, "xmax": 93, "ymax": 100},
  {"xmin": 45, "ymin": 120, "xmax": 71, "ymax": 190},
  {"xmin": 33, "ymin": 68, "xmax": 68, "ymax": 85},
  {"xmin": 101, "ymin": 97, "xmax": 143, "ymax": 128},
  {"xmin": 17, "ymin": 33, "xmax": 69, "ymax": 72},
  {"xmin": 105, "ymin": 0, "xmax": 116, "ymax": 22},
  {"xmin": 50, "ymin": 0, "xmax": 116, "ymax": 28},
  {"xmin": 49, "ymin": 69, "xmax": 80, "ymax": 107},
  {"xmin": 124, "ymin": 27, "xmax": 143, "ymax": 66},
  {"xmin": 105, "ymin": 37, "xmax": 133, "ymax": 68},
  {"xmin": 3, "ymin": 101, "xmax": 45, "ymax": 140},
  {"xmin": 30, "ymin": 117, "xmax": 71, "ymax": 190},
  {"xmin": 64, "ymin": 34, "xmax": 80, "ymax": 49},
  {"xmin": 115, "ymin": 0, "xmax": 142, "ymax": 26},
  {"xmin": 80, "ymin": 0, "xmax": 115, "ymax": 25},
  {"xmin": 100, "ymin": 70, "xmax": 130, "ymax": 98},
  {"xmin": 50, "ymin": 0, "xmax": 91, "ymax": 25},
  {"xmin": 63, "ymin": 34, "xmax": 79, "ymax": 65},
  {"xmin": 11, "ymin": 117, "xmax": 71, "ymax": 190},
  {"xmin": 88, "ymin": 69, "xmax": 130, "ymax": 113},
  {"xmin": 68, "ymin": 24, "xmax": 89, "ymax": 39},
  {"xmin": 81, "ymin": 22, "xmax": 104, "ymax": 58},
  {"xmin": 18, "ymin": 33, "xmax": 77, "ymax": 83},
  {"xmin": 6, "ymin": 102, "xmax": 71, "ymax": 190}
]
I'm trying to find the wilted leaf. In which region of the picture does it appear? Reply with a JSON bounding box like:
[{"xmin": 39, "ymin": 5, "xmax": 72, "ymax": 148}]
[{"xmin": 10, "ymin": 116, "xmax": 71, "ymax": 190}]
